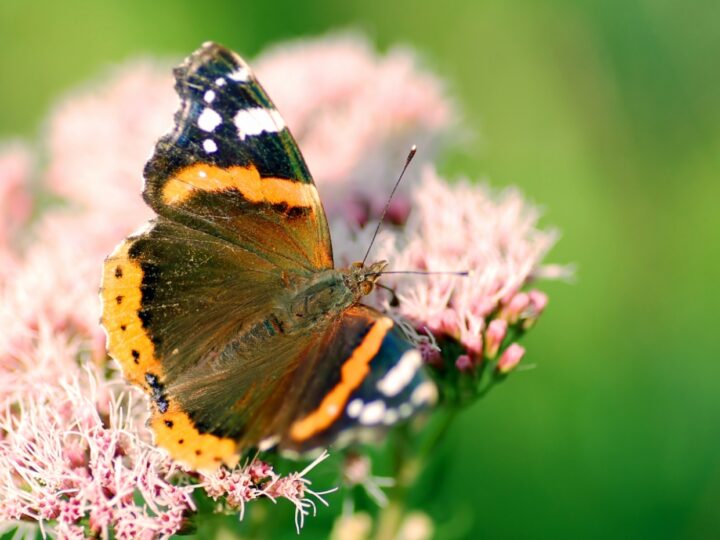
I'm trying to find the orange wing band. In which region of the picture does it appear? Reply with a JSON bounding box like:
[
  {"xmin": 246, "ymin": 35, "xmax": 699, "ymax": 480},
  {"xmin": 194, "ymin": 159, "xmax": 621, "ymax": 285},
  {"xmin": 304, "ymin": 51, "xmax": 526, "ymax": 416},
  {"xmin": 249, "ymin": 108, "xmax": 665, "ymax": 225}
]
[
  {"xmin": 161, "ymin": 162, "xmax": 319, "ymax": 209},
  {"xmin": 289, "ymin": 317, "xmax": 394, "ymax": 442}
]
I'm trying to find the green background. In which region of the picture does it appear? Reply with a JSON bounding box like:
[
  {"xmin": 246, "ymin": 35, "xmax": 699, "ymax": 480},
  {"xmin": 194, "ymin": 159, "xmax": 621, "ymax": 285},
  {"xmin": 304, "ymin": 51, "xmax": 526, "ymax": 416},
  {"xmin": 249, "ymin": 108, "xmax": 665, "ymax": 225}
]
[{"xmin": 2, "ymin": 0, "xmax": 718, "ymax": 538}]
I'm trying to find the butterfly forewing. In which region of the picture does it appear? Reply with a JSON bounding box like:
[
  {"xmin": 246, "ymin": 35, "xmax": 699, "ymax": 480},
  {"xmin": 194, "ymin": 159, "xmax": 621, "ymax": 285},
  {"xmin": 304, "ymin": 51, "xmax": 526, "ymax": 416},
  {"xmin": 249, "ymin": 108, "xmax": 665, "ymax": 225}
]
[{"xmin": 143, "ymin": 42, "xmax": 332, "ymax": 271}]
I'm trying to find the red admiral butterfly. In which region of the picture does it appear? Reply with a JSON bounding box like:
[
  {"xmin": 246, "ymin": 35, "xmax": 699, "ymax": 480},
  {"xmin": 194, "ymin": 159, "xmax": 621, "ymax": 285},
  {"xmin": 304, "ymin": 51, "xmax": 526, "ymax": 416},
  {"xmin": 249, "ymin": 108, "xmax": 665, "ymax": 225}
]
[{"xmin": 100, "ymin": 42, "xmax": 437, "ymax": 470}]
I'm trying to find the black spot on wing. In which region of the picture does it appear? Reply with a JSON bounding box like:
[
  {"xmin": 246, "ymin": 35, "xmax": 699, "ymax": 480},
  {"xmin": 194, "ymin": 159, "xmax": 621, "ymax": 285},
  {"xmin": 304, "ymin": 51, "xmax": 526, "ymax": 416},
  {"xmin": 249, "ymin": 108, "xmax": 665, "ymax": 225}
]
[{"xmin": 145, "ymin": 372, "xmax": 169, "ymax": 414}]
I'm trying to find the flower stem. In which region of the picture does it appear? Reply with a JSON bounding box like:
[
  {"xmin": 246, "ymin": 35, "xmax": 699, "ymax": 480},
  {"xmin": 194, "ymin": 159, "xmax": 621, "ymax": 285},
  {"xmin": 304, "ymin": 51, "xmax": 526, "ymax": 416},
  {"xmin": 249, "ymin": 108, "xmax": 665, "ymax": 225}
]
[{"xmin": 374, "ymin": 408, "xmax": 458, "ymax": 540}]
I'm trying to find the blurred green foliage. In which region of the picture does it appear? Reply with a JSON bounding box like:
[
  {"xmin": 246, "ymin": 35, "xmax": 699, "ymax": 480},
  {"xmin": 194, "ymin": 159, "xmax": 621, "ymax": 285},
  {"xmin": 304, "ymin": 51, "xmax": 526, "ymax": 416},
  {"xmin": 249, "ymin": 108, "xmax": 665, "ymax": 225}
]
[{"xmin": 2, "ymin": 0, "xmax": 718, "ymax": 538}]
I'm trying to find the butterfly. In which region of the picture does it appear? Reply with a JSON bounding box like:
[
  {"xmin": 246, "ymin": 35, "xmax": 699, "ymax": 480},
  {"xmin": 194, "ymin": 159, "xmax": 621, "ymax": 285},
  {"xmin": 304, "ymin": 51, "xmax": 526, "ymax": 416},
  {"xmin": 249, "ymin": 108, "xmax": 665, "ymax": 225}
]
[{"xmin": 100, "ymin": 42, "xmax": 437, "ymax": 470}]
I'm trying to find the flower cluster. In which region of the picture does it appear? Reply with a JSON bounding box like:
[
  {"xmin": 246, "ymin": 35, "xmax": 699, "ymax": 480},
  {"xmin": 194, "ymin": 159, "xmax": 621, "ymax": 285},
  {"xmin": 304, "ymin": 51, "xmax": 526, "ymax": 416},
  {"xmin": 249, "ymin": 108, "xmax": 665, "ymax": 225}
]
[
  {"xmin": 0, "ymin": 33, "xmax": 563, "ymax": 538},
  {"xmin": 202, "ymin": 452, "xmax": 334, "ymax": 533},
  {"xmin": 0, "ymin": 371, "xmax": 194, "ymax": 539},
  {"xmin": 382, "ymin": 170, "xmax": 561, "ymax": 392},
  {"xmin": 331, "ymin": 167, "xmax": 566, "ymax": 403},
  {"xmin": 255, "ymin": 33, "xmax": 455, "ymax": 223}
]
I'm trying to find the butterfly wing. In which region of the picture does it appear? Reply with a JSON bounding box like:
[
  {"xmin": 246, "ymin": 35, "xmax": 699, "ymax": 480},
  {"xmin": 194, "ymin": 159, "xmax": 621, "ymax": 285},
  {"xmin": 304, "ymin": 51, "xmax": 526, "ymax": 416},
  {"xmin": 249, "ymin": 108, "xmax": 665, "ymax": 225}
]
[
  {"xmin": 102, "ymin": 217, "xmax": 305, "ymax": 469},
  {"xmin": 143, "ymin": 41, "xmax": 332, "ymax": 271},
  {"xmin": 102, "ymin": 43, "xmax": 436, "ymax": 470},
  {"xmin": 275, "ymin": 306, "xmax": 438, "ymax": 455},
  {"xmin": 101, "ymin": 43, "xmax": 333, "ymax": 470}
]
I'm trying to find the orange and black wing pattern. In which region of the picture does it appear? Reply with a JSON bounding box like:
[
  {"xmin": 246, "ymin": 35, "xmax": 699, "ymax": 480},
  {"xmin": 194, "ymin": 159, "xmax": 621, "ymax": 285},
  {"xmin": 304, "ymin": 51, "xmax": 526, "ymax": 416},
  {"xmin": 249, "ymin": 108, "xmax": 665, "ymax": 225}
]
[
  {"xmin": 144, "ymin": 41, "xmax": 332, "ymax": 272},
  {"xmin": 101, "ymin": 218, "xmax": 295, "ymax": 469},
  {"xmin": 101, "ymin": 43, "xmax": 437, "ymax": 470},
  {"xmin": 101, "ymin": 43, "xmax": 332, "ymax": 470},
  {"xmin": 276, "ymin": 306, "xmax": 438, "ymax": 456}
]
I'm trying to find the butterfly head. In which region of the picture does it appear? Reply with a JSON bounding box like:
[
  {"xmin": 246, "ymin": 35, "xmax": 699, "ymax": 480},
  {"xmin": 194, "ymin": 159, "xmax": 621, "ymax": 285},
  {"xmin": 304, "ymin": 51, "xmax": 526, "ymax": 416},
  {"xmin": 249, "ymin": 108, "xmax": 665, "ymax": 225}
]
[{"xmin": 345, "ymin": 260, "xmax": 388, "ymax": 297}]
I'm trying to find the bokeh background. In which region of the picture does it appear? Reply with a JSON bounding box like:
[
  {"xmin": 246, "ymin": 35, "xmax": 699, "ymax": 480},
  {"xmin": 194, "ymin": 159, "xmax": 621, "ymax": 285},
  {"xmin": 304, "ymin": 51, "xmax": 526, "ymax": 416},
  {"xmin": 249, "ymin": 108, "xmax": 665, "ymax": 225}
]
[{"xmin": 2, "ymin": 1, "xmax": 718, "ymax": 538}]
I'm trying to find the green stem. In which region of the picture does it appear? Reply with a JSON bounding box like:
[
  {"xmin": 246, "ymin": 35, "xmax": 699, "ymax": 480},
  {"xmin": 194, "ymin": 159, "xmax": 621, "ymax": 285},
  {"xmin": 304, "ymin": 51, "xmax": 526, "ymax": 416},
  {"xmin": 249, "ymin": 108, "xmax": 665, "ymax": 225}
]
[
  {"xmin": 373, "ymin": 408, "xmax": 458, "ymax": 540},
  {"xmin": 373, "ymin": 362, "xmax": 505, "ymax": 538}
]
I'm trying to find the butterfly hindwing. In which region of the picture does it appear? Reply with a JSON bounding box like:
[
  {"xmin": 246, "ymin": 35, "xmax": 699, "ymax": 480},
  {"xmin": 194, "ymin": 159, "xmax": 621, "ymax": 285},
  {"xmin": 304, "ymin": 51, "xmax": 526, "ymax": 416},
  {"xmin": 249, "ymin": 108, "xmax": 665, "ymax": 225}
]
[
  {"xmin": 101, "ymin": 217, "xmax": 311, "ymax": 469},
  {"xmin": 276, "ymin": 306, "xmax": 438, "ymax": 454},
  {"xmin": 143, "ymin": 42, "xmax": 332, "ymax": 271}
]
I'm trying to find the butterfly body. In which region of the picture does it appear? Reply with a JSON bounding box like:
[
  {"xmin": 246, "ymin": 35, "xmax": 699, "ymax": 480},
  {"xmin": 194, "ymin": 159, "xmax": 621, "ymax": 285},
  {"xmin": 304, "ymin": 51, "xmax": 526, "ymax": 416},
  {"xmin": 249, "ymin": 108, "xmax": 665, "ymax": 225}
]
[
  {"xmin": 188, "ymin": 261, "xmax": 385, "ymax": 375},
  {"xmin": 100, "ymin": 42, "xmax": 436, "ymax": 470}
]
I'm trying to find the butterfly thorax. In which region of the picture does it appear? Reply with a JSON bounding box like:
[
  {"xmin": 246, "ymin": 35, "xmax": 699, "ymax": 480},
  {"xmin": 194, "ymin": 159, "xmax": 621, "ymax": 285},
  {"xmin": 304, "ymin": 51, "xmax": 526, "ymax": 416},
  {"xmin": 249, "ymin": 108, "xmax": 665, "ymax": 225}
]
[{"xmin": 281, "ymin": 260, "xmax": 388, "ymax": 333}]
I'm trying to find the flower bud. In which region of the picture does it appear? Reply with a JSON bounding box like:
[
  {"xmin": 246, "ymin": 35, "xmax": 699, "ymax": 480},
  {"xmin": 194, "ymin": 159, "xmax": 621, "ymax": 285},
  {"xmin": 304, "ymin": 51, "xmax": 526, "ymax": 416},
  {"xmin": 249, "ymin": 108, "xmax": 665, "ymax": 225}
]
[
  {"xmin": 496, "ymin": 343, "xmax": 525, "ymax": 374},
  {"xmin": 461, "ymin": 333, "xmax": 483, "ymax": 357},
  {"xmin": 455, "ymin": 354, "xmax": 474, "ymax": 373},
  {"xmin": 385, "ymin": 196, "xmax": 412, "ymax": 225},
  {"xmin": 528, "ymin": 289, "xmax": 548, "ymax": 313},
  {"xmin": 523, "ymin": 290, "xmax": 548, "ymax": 328},
  {"xmin": 419, "ymin": 341, "xmax": 443, "ymax": 368},
  {"xmin": 502, "ymin": 292, "xmax": 529, "ymax": 323},
  {"xmin": 484, "ymin": 319, "xmax": 507, "ymax": 359}
]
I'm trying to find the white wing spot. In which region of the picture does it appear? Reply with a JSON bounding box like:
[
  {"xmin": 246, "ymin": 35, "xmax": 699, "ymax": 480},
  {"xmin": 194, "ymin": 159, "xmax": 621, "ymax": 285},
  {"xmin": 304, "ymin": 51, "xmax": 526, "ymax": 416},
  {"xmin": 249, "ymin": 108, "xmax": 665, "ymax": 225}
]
[
  {"xmin": 234, "ymin": 107, "xmax": 285, "ymax": 140},
  {"xmin": 203, "ymin": 139, "xmax": 218, "ymax": 153},
  {"xmin": 258, "ymin": 435, "xmax": 280, "ymax": 451},
  {"xmin": 215, "ymin": 77, "xmax": 226, "ymax": 86},
  {"xmin": 347, "ymin": 399, "xmax": 363, "ymax": 418},
  {"xmin": 359, "ymin": 400, "xmax": 386, "ymax": 425},
  {"xmin": 399, "ymin": 403, "xmax": 413, "ymax": 418},
  {"xmin": 229, "ymin": 67, "xmax": 250, "ymax": 82},
  {"xmin": 377, "ymin": 349, "xmax": 422, "ymax": 397},
  {"xmin": 204, "ymin": 90, "xmax": 216, "ymax": 103},
  {"xmin": 411, "ymin": 382, "xmax": 438, "ymax": 407},
  {"xmin": 383, "ymin": 409, "xmax": 399, "ymax": 425},
  {"xmin": 198, "ymin": 108, "xmax": 222, "ymax": 132}
]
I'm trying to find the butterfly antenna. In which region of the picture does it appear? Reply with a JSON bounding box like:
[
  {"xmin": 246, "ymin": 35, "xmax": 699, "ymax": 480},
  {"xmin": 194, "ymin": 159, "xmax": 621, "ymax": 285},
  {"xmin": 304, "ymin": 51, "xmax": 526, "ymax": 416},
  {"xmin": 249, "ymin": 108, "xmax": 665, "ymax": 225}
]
[
  {"xmin": 361, "ymin": 145, "xmax": 417, "ymax": 266},
  {"xmin": 368, "ymin": 270, "xmax": 470, "ymax": 277}
]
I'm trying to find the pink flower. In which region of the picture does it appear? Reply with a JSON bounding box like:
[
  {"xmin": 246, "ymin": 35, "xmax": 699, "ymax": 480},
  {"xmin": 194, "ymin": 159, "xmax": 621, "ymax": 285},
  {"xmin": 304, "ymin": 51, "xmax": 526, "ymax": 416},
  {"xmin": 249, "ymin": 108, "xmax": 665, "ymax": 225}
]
[
  {"xmin": 201, "ymin": 451, "xmax": 335, "ymax": 533},
  {"xmin": 0, "ymin": 32, "xmax": 565, "ymax": 538},
  {"xmin": 46, "ymin": 61, "xmax": 172, "ymax": 224},
  {"xmin": 0, "ymin": 369, "xmax": 192, "ymax": 539},
  {"xmin": 497, "ymin": 343, "xmax": 526, "ymax": 374},
  {"xmin": 263, "ymin": 452, "xmax": 336, "ymax": 533},
  {"xmin": 341, "ymin": 452, "xmax": 394, "ymax": 507},
  {"xmin": 331, "ymin": 167, "xmax": 565, "ymax": 373},
  {"xmin": 255, "ymin": 33, "xmax": 455, "ymax": 220},
  {"xmin": 484, "ymin": 319, "xmax": 508, "ymax": 359},
  {"xmin": 455, "ymin": 354, "xmax": 475, "ymax": 373},
  {"xmin": 0, "ymin": 144, "xmax": 33, "ymax": 275}
]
